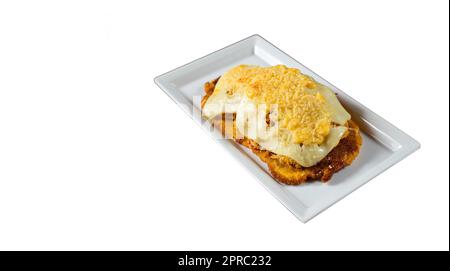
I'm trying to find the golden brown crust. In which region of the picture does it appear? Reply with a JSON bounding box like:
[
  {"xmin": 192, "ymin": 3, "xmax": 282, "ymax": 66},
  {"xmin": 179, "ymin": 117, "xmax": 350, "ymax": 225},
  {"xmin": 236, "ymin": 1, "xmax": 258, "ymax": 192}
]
[
  {"xmin": 202, "ymin": 77, "xmax": 362, "ymax": 185},
  {"xmin": 236, "ymin": 120, "xmax": 361, "ymax": 184}
]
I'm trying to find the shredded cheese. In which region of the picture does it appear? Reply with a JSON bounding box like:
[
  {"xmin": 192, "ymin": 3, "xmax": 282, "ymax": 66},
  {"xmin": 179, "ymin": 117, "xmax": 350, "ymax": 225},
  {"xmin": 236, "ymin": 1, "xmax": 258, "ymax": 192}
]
[{"xmin": 216, "ymin": 65, "xmax": 331, "ymax": 145}]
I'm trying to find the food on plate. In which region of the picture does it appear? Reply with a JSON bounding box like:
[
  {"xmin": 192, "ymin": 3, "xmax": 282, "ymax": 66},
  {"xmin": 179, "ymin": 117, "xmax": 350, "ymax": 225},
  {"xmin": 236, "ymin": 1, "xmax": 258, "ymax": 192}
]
[{"xmin": 201, "ymin": 65, "xmax": 362, "ymax": 184}]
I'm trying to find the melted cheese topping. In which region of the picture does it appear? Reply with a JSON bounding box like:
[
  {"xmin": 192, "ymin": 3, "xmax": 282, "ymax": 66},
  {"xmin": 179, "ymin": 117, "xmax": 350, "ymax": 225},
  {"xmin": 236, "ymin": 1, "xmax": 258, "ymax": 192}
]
[
  {"xmin": 202, "ymin": 65, "xmax": 351, "ymax": 167},
  {"xmin": 215, "ymin": 65, "xmax": 330, "ymax": 145}
]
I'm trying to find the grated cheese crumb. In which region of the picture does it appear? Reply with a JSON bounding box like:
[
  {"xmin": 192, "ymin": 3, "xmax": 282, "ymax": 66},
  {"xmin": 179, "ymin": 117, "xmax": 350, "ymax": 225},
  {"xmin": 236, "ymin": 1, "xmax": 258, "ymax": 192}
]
[{"xmin": 216, "ymin": 65, "xmax": 331, "ymax": 145}]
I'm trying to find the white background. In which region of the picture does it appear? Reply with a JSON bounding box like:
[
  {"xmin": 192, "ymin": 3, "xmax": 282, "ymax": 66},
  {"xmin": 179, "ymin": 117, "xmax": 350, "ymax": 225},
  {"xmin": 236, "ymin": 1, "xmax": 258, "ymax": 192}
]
[{"xmin": 0, "ymin": 0, "xmax": 448, "ymax": 251}]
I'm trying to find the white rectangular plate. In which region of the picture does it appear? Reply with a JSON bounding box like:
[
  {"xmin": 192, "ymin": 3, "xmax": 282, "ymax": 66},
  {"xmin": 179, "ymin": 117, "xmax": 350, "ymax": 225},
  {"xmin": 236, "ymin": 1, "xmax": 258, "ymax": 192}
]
[{"xmin": 154, "ymin": 34, "xmax": 420, "ymax": 222}]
